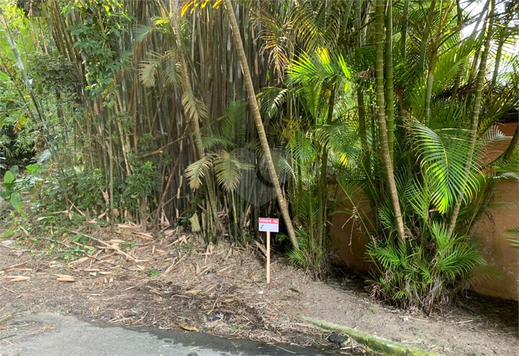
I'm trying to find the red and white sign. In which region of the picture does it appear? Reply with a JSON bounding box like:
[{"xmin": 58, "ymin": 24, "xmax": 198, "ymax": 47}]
[{"xmin": 258, "ymin": 218, "xmax": 279, "ymax": 233}]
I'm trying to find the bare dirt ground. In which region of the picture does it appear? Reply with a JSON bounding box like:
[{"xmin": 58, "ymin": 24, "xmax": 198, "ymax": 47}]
[{"xmin": 0, "ymin": 222, "xmax": 517, "ymax": 356}]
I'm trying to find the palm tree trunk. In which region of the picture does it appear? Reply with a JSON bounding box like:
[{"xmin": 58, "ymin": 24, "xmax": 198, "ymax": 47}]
[
  {"xmin": 223, "ymin": 0, "xmax": 299, "ymax": 250},
  {"xmin": 424, "ymin": 55, "xmax": 437, "ymax": 124},
  {"xmin": 356, "ymin": 0, "xmax": 369, "ymax": 172},
  {"xmin": 317, "ymin": 83, "xmax": 336, "ymax": 249},
  {"xmin": 418, "ymin": 1, "xmax": 436, "ymax": 77},
  {"xmin": 385, "ymin": 0, "xmax": 395, "ymax": 159},
  {"xmin": 375, "ymin": 0, "xmax": 406, "ymax": 241},
  {"xmin": 491, "ymin": 38, "xmax": 505, "ymax": 87},
  {"xmin": 400, "ymin": 0, "xmax": 409, "ymax": 59},
  {"xmin": 447, "ymin": 0, "xmax": 494, "ymax": 238}
]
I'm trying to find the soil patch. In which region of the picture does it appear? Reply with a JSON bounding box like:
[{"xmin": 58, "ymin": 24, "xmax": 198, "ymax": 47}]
[{"xmin": 0, "ymin": 222, "xmax": 517, "ymax": 356}]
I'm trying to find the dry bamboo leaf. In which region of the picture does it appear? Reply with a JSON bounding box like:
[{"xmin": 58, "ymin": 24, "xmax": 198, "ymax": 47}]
[
  {"xmin": 19, "ymin": 225, "xmax": 30, "ymax": 236},
  {"xmin": 164, "ymin": 258, "xmax": 178, "ymax": 274},
  {"xmin": 178, "ymin": 324, "xmax": 198, "ymax": 332},
  {"xmin": 255, "ymin": 241, "xmax": 267, "ymax": 256},
  {"xmin": 203, "ymin": 285, "xmax": 216, "ymax": 295},
  {"xmin": 68, "ymin": 257, "xmax": 89, "ymax": 267},
  {"xmin": 108, "ymin": 239, "xmax": 124, "ymax": 244},
  {"xmin": 2, "ymin": 262, "xmax": 27, "ymax": 271},
  {"xmin": 197, "ymin": 264, "xmax": 213, "ymax": 276},
  {"xmin": 7, "ymin": 276, "xmax": 30, "ymax": 282},
  {"xmin": 57, "ymin": 277, "xmax": 75, "ymax": 282},
  {"xmin": 217, "ymin": 266, "xmax": 231, "ymax": 275},
  {"xmin": 54, "ymin": 274, "xmax": 74, "ymax": 279}
]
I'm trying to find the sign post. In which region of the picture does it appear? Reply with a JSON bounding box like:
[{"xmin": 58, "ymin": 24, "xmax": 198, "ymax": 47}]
[{"xmin": 258, "ymin": 218, "xmax": 279, "ymax": 284}]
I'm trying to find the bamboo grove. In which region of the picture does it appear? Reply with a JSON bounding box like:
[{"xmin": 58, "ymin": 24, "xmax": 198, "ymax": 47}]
[{"xmin": 0, "ymin": 0, "xmax": 518, "ymax": 311}]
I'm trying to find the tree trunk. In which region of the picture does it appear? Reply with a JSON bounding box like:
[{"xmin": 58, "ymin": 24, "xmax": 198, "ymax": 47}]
[
  {"xmin": 447, "ymin": 0, "xmax": 494, "ymax": 238},
  {"xmin": 385, "ymin": 0, "xmax": 395, "ymax": 159},
  {"xmin": 223, "ymin": 0, "xmax": 299, "ymax": 250},
  {"xmin": 501, "ymin": 125, "xmax": 518, "ymax": 162},
  {"xmin": 491, "ymin": 38, "xmax": 505, "ymax": 87},
  {"xmin": 356, "ymin": 0, "xmax": 369, "ymax": 172},
  {"xmin": 317, "ymin": 83, "xmax": 336, "ymax": 249},
  {"xmin": 400, "ymin": 0, "xmax": 409, "ymax": 59},
  {"xmin": 375, "ymin": 0, "xmax": 406, "ymax": 241}
]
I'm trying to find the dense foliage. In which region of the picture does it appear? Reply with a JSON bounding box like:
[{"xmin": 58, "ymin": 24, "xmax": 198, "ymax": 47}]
[{"xmin": 1, "ymin": 0, "xmax": 518, "ymax": 312}]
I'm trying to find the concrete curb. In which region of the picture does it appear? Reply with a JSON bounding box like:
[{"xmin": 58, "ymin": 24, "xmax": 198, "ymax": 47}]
[{"xmin": 300, "ymin": 316, "xmax": 444, "ymax": 356}]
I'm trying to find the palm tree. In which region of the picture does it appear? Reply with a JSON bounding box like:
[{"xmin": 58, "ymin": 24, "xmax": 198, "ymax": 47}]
[
  {"xmin": 223, "ymin": 0, "xmax": 299, "ymax": 250},
  {"xmin": 447, "ymin": 0, "xmax": 495, "ymax": 238},
  {"xmin": 374, "ymin": 0, "xmax": 406, "ymax": 241}
]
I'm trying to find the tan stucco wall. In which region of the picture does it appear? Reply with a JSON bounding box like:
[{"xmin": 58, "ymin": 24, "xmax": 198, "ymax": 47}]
[
  {"xmin": 471, "ymin": 180, "xmax": 518, "ymax": 300},
  {"xmin": 330, "ymin": 190, "xmax": 371, "ymax": 271},
  {"xmin": 471, "ymin": 122, "xmax": 518, "ymax": 300},
  {"xmin": 331, "ymin": 122, "xmax": 518, "ymax": 300}
]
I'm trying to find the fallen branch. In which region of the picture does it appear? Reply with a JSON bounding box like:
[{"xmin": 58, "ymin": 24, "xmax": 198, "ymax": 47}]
[
  {"xmin": 70, "ymin": 230, "xmax": 140, "ymax": 262},
  {"xmin": 299, "ymin": 316, "xmax": 444, "ymax": 356}
]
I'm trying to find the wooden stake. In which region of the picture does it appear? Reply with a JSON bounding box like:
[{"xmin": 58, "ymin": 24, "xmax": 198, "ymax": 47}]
[{"xmin": 266, "ymin": 231, "xmax": 271, "ymax": 284}]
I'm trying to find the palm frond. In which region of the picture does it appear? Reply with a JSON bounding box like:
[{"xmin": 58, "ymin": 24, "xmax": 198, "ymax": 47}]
[
  {"xmin": 138, "ymin": 52, "xmax": 162, "ymax": 87},
  {"xmin": 411, "ymin": 120, "xmax": 479, "ymax": 214},
  {"xmin": 185, "ymin": 154, "xmax": 214, "ymax": 189},
  {"xmin": 214, "ymin": 152, "xmax": 253, "ymax": 192},
  {"xmin": 221, "ymin": 100, "xmax": 246, "ymax": 145},
  {"xmin": 182, "ymin": 90, "xmax": 208, "ymax": 123},
  {"xmin": 504, "ymin": 227, "xmax": 519, "ymax": 248}
]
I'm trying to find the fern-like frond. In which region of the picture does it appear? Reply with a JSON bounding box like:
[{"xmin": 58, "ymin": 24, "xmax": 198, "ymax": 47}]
[
  {"xmin": 504, "ymin": 227, "xmax": 519, "ymax": 248},
  {"xmin": 222, "ymin": 100, "xmax": 246, "ymax": 145},
  {"xmin": 138, "ymin": 52, "xmax": 162, "ymax": 87},
  {"xmin": 411, "ymin": 120, "xmax": 479, "ymax": 214},
  {"xmin": 134, "ymin": 24, "xmax": 154, "ymax": 43},
  {"xmin": 214, "ymin": 152, "xmax": 253, "ymax": 192},
  {"xmin": 288, "ymin": 130, "xmax": 316, "ymax": 165},
  {"xmin": 185, "ymin": 154, "xmax": 214, "ymax": 189},
  {"xmin": 181, "ymin": 90, "xmax": 208, "ymax": 123}
]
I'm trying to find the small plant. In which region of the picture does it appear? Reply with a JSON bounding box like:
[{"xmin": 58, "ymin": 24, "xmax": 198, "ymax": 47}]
[
  {"xmin": 367, "ymin": 222, "xmax": 489, "ymax": 313},
  {"xmin": 149, "ymin": 267, "xmax": 161, "ymax": 278},
  {"xmin": 0, "ymin": 166, "xmax": 22, "ymax": 214},
  {"xmin": 119, "ymin": 241, "xmax": 136, "ymax": 250}
]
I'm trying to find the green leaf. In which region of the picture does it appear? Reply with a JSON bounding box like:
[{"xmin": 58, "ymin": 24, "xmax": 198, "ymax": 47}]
[
  {"xmin": 0, "ymin": 71, "xmax": 10, "ymax": 81},
  {"xmin": 411, "ymin": 120, "xmax": 479, "ymax": 214},
  {"xmin": 9, "ymin": 166, "xmax": 19, "ymax": 178},
  {"xmin": 10, "ymin": 192, "xmax": 21, "ymax": 213},
  {"xmin": 4, "ymin": 171, "xmax": 15, "ymax": 185},
  {"xmin": 71, "ymin": 233, "xmax": 84, "ymax": 243},
  {"xmin": 26, "ymin": 164, "xmax": 39, "ymax": 174}
]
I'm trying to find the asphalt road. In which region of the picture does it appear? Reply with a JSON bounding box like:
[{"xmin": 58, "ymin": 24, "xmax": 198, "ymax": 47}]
[{"xmin": 1, "ymin": 313, "xmax": 332, "ymax": 356}]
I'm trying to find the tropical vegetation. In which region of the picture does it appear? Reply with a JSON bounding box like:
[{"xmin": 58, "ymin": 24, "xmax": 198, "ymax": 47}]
[{"xmin": 0, "ymin": 0, "xmax": 518, "ymax": 313}]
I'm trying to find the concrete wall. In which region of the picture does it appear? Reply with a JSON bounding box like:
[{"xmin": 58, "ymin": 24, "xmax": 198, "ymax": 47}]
[{"xmin": 331, "ymin": 122, "xmax": 518, "ymax": 300}]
